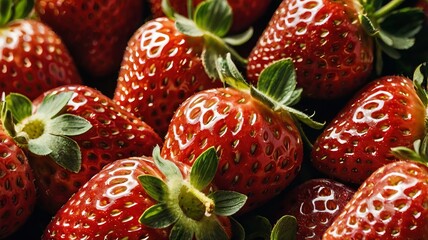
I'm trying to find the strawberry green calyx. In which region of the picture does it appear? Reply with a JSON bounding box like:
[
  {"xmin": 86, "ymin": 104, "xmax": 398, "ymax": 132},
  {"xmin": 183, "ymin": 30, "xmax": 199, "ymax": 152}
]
[
  {"xmin": 413, "ymin": 62, "xmax": 428, "ymax": 107},
  {"xmin": 139, "ymin": 146, "xmax": 247, "ymax": 240},
  {"xmin": 216, "ymin": 54, "xmax": 324, "ymax": 145},
  {"xmin": 0, "ymin": 0, "xmax": 34, "ymax": 27},
  {"xmin": 359, "ymin": 0, "xmax": 425, "ymax": 73},
  {"xmin": 0, "ymin": 92, "xmax": 92, "ymax": 173},
  {"xmin": 162, "ymin": 0, "xmax": 252, "ymax": 79},
  {"xmin": 391, "ymin": 137, "xmax": 428, "ymax": 164}
]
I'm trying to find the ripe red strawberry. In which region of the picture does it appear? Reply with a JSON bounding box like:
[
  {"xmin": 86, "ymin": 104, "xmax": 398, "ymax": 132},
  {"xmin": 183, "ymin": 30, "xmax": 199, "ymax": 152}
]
[
  {"xmin": 272, "ymin": 178, "xmax": 355, "ymax": 240},
  {"xmin": 0, "ymin": 0, "xmax": 82, "ymax": 100},
  {"xmin": 311, "ymin": 64, "xmax": 428, "ymax": 185},
  {"xmin": 161, "ymin": 56, "xmax": 323, "ymax": 213},
  {"xmin": 247, "ymin": 0, "xmax": 424, "ymax": 99},
  {"xmin": 43, "ymin": 147, "xmax": 246, "ymax": 239},
  {"xmin": 148, "ymin": 0, "xmax": 272, "ymax": 33},
  {"xmin": 35, "ymin": 0, "xmax": 144, "ymax": 78},
  {"xmin": 2, "ymin": 85, "xmax": 162, "ymax": 214},
  {"xmin": 0, "ymin": 123, "xmax": 36, "ymax": 238},
  {"xmin": 114, "ymin": 0, "xmax": 251, "ymax": 137},
  {"xmin": 323, "ymin": 142, "xmax": 428, "ymax": 239}
]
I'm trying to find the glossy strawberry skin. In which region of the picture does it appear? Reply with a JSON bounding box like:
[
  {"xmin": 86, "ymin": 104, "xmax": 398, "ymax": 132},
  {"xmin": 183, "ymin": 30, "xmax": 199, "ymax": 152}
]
[
  {"xmin": 161, "ymin": 87, "xmax": 303, "ymax": 213},
  {"xmin": 42, "ymin": 157, "xmax": 171, "ymax": 239},
  {"xmin": 0, "ymin": 19, "xmax": 82, "ymax": 100},
  {"xmin": 273, "ymin": 179, "xmax": 355, "ymax": 240},
  {"xmin": 0, "ymin": 125, "xmax": 36, "ymax": 238},
  {"xmin": 247, "ymin": 0, "xmax": 373, "ymax": 99},
  {"xmin": 30, "ymin": 85, "xmax": 162, "ymax": 214},
  {"xmin": 113, "ymin": 17, "xmax": 222, "ymax": 137},
  {"xmin": 35, "ymin": 0, "xmax": 144, "ymax": 78},
  {"xmin": 323, "ymin": 161, "xmax": 428, "ymax": 239},
  {"xmin": 148, "ymin": 0, "xmax": 272, "ymax": 33},
  {"xmin": 311, "ymin": 76, "xmax": 426, "ymax": 185}
]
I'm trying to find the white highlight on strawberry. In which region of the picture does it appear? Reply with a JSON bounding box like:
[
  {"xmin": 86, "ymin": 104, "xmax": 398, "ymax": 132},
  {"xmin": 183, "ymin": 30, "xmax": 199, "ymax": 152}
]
[
  {"xmin": 0, "ymin": 21, "xmax": 31, "ymax": 60},
  {"xmin": 95, "ymin": 159, "xmax": 139, "ymax": 210},
  {"xmin": 139, "ymin": 20, "xmax": 169, "ymax": 58},
  {"xmin": 352, "ymin": 91, "xmax": 392, "ymax": 124}
]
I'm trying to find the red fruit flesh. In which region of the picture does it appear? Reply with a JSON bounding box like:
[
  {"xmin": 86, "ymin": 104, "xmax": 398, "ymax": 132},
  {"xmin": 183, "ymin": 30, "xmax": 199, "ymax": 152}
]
[
  {"xmin": 324, "ymin": 161, "xmax": 428, "ymax": 239},
  {"xmin": 30, "ymin": 85, "xmax": 162, "ymax": 214},
  {"xmin": 312, "ymin": 76, "xmax": 426, "ymax": 184},
  {"xmin": 114, "ymin": 17, "xmax": 222, "ymax": 137},
  {"xmin": 247, "ymin": 0, "xmax": 373, "ymax": 99},
  {"xmin": 42, "ymin": 157, "xmax": 170, "ymax": 239},
  {"xmin": 35, "ymin": 0, "xmax": 144, "ymax": 78},
  {"xmin": 0, "ymin": 126, "xmax": 36, "ymax": 239},
  {"xmin": 0, "ymin": 20, "xmax": 82, "ymax": 100},
  {"xmin": 275, "ymin": 178, "xmax": 355, "ymax": 240},
  {"xmin": 161, "ymin": 87, "xmax": 303, "ymax": 213}
]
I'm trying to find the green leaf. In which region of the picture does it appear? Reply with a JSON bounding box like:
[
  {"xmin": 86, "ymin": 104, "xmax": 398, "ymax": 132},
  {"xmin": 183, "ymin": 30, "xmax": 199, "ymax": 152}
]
[
  {"xmin": 202, "ymin": 46, "xmax": 221, "ymax": 79},
  {"xmin": 152, "ymin": 146, "xmax": 183, "ymax": 181},
  {"xmin": 5, "ymin": 93, "xmax": 32, "ymax": 122},
  {"xmin": 140, "ymin": 203, "xmax": 178, "ymax": 228},
  {"xmin": 209, "ymin": 190, "xmax": 247, "ymax": 216},
  {"xmin": 47, "ymin": 114, "xmax": 92, "ymax": 136},
  {"xmin": 193, "ymin": 0, "xmax": 232, "ymax": 37},
  {"xmin": 29, "ymin": 134, "xmax": 82, "ymax": 172},
  {"xmin": 377, "ymin": 39, "xmax": 401, "ymax": 59},
  {"xmin": 271, "ymin": 215, "xmax": 297, "ymax": 240},
  {"xmin": 195, "ymin": 219, "xmax": 229, "ymax": 240},
  {"xmin": 223, "ymin": 28, "xmax": 254, "ymax": 46},
  {"xmin": 190, "ymin": 147, "xmax": 218, "ymax": 190},
  {"xmin": 0, "ymin": 0, "xmax": 13, "ymax": 26},
  {"xmin": 175, "ymin": 14, "xmax": 204, "ymax": 37},
  {"xmin": 36, "ymin": 92, "xmax": 73, "ymax": 119},
  {"xmin": 360, "ymin": 14, "xmax": 378, "ymax": 36},
  {"xmin": 169, "ymin": 221, "xmax": 194, "ymax": 240},
  {"xmin": 379, "ymin": 30, "xmax": 414, "ymax": 50},
  {"xmin": 161, "ymin": 0, "xmax": 175, "ymax": 19},
  {"xmin": 413, "ymin": 63, "xmax": 428, "ymax": 106},
  {"xmin": 2, "ymin": 107, "xmax": 16, "ymax": 137},
  {"xmin": 138, "ymin": 175, "xmax": 169, "ymax": 202},
  {"xmin": 216, "ymin": 54, "xmax": 249, "ymax": 90},
  {"xmin": 380, "ymin": 8, "xmax": 424, "ymax": 38},
  {"xmin": 239, "ymin": 215, "xmax": 272, "ymax": 240},
  {"xmin": 257, "ymin": 59, "xmax": 298, "ymax": 108},
  {"xmin": 13, "ymin": 0, "xmax": 34, "ymax": 19},
  {"xmin": 27, "ymin": 137, "xmax": 52, "ymax": 155}
]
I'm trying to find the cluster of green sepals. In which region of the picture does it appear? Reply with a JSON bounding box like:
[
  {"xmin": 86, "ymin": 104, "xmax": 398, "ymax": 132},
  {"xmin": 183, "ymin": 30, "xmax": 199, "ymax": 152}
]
[
  {"xmin": 392, "ymin": 62, "xmax": 428, "ymax": 163},
  {"xmin": 162, "ymin": 0, "xmax": 252, "ymax": 79},
  {"xmin": 215, "ymin": 53, "xmax": 325, "ymax": 146},
  {"xmin": 0, "ymin": 0, "xmax": 34, "ymax": 26},
  {"xmin": 359, "ymin": 0, "xmax": 425, "ymax": 73},
  {"xmin": 138, "ymin": 146, "xmax": 247, "ymax": 240},
  {"xmin": 0, "ymin": 92, "xmax": 92, "ymax": 172}
]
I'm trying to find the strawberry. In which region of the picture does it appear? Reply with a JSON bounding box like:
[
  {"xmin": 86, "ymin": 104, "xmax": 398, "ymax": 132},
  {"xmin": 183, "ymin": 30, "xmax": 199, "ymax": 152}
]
[
  {"xmin": 43, "ymin": 147, "xmax": 247, "ymax": 239},
  {"xmin": 323, "ymin": 140, "xmax": 428, "ymax": 239},
  {"xmin": 161, "ymin": 56, "xmax": 323, "ymax": 213},
  {"xmin": 113, "ymin": 0, "xmax": 251, "ymax": 137},
  {"xmin": 34, "ymin": 0, "xmax": 144, "ymax": 78},
  {"xmin": 272, "ymin": 178, "xmax": 355, "ymax": 240},
  {"xmin": 1, "ymin": 85, "xmax": 162, "ymax": 214},
  {"xmin": 0, "ymin": 0, "xmax": 82, "ymax": 100},
  {"xmin": 311, "ymin": 63, "xmax": 428, "ymax": 185},
  {"xmin": 0, "ymin": 121, "xmax": 36, "ymax": 238},
  {"xmin": 148, "ymin": 0, "xmax": 272, "ymax": 33},
  {"xmin": 247, "ymin": 0, "xmax": 425, "ymax": 99}
]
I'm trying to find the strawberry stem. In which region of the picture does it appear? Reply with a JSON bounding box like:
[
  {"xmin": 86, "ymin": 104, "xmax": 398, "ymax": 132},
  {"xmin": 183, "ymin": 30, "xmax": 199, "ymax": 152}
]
[
  {"xmin": 180, "ymin": 181, "xmax": 215, "ymax": 219},
  {"xmin": 373, "ymin": 0, "xmax": 404, "ymax": 19},
  {"xmin": 187, "ymin": 0, "xmax": 194, "ymax": 18}
]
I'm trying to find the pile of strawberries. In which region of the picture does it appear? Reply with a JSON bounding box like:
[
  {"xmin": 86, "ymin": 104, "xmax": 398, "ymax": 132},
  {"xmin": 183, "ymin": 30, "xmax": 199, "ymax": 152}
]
[{"xmin": 1, "ymin": 0, "xmax": 428, "ymax": 239}]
